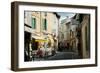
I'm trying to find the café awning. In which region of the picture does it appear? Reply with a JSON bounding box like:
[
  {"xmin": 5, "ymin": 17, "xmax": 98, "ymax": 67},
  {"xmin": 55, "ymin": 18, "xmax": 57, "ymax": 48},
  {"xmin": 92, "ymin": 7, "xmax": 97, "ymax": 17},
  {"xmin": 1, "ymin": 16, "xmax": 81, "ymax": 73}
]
[{"xmin": 32, "ymin": 35, "xmax": 47, "ymax": 42}]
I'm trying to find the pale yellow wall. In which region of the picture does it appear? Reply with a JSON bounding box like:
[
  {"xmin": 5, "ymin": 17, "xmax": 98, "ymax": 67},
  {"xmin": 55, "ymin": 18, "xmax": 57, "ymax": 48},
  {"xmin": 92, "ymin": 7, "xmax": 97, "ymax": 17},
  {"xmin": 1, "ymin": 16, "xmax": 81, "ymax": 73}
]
[
  {"xmin": 82, "ymin": 22, "xmax": 87, "ymax": 58},
  {"xmin": 25, "ymin": 12, "xmax": 58, "ymax": 36},
  {"xmin": 59, "ymin": 21, "xmax": 71, "ymax": 42},
  {"xmin": 31, "ymin": 12, "xmax": 41, "ymax": 33},
  {"xmin": 81, "ymin": 15, "xmax": 89, "ymax": 58},
  {"xmin": 59, "ymin": 22, "xmax": 66, "ymax": 41},
  {"xmin": 41, "ymin": 12, "xmax": 58, "ymax": 35},
  {"xmin": 46, "ymin": 13, "xmax": 53, "ymax": 33}
]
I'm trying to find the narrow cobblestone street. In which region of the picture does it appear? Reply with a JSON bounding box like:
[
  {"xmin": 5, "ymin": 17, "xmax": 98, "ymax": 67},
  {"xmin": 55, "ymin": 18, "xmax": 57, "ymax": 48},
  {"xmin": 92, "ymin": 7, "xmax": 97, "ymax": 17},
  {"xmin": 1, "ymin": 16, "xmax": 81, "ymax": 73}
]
[{"xmin": 31, "ymin": 48, "xmax": 80, "ymax": 61}]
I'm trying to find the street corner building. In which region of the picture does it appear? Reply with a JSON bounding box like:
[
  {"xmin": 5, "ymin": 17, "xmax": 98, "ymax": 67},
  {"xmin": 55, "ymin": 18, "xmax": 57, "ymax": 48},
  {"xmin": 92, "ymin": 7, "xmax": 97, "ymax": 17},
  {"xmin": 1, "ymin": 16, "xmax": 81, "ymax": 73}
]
[{"xmin": 24, "ymin": 11, "xmax": 60, "ymax": 61}]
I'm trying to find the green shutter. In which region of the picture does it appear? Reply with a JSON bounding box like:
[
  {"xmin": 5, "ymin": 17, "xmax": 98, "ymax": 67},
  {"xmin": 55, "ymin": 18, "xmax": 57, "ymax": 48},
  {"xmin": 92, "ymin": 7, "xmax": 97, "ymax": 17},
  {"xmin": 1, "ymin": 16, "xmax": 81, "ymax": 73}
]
[
  {"xmin": 32, "ymin": 18, "xmax": 36, "ymax": 29},
  {"xmin": 34, "ymin": 18, "xmax": 36, "ymax": 29},
  {"xmin": 44, "ymin": 19, "xmax": 47, "ymax": 30}
]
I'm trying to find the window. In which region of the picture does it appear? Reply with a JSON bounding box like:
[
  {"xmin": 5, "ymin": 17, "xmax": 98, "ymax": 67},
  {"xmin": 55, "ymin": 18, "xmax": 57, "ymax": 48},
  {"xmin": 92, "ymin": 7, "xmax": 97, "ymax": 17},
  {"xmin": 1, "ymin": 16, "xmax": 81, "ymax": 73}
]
[
  {"xmin": 32, "ymin": 18, "xmax": 36, "ymax": 29},
  {"xmin": 43, "ymin": 19, "xmax": 47, "ymax": 30}
]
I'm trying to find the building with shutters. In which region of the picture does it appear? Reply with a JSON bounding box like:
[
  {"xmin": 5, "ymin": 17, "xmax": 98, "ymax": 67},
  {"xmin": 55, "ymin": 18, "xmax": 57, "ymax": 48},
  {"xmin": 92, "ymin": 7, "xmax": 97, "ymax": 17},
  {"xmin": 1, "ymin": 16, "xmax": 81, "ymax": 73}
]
[{"xmin": 24, "ymin": 11, "xmax": 60, "ymax": 61}]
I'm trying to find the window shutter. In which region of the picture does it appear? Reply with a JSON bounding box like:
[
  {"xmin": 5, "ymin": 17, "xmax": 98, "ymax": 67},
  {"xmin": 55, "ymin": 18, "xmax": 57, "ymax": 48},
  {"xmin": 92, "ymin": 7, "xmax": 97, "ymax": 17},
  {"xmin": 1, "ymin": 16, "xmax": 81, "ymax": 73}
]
[{"xmin": 32, "ymin": 18, "xmax": 36, "ymax": 29}]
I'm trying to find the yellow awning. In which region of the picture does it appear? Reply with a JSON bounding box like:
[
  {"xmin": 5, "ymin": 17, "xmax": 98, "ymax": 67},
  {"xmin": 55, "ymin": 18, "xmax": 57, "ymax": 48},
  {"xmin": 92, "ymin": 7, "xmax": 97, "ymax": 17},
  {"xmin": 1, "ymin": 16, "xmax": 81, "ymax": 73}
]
[
  {"xmin": 32, "ymin": 35, "xmax": 47, "ymax": 42},
  {"xmin": 35, "ymin": 39, "xmax": 47, "ymax": 42}
]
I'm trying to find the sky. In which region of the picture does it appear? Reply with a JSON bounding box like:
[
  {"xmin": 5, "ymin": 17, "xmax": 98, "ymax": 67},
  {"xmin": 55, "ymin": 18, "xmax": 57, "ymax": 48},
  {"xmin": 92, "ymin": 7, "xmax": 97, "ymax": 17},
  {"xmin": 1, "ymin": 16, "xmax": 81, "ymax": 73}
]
[{"xmin": 57, "ymin": 12, "xmax": 76, "ymax": 21}]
